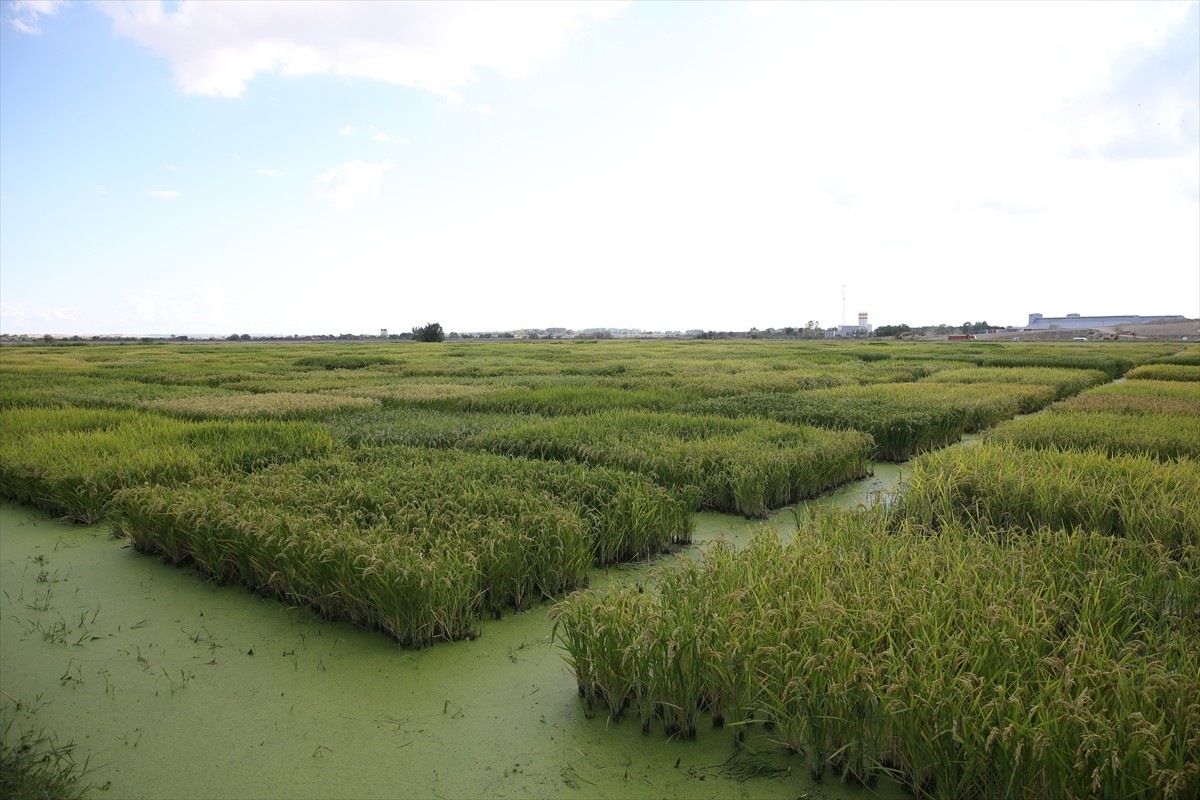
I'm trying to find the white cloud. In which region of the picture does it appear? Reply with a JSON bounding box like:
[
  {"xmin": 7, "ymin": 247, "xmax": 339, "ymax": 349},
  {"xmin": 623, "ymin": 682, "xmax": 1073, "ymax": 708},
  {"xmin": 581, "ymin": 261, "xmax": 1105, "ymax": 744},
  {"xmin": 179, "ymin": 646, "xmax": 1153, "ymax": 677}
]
[
  {"xmin": 369, "ymin": 128, "xmax": 409, "ymax": 144},
  {"xmin": 255, "ymin": 168, "xmax": 284, "ymax": 177},
  {"xmin": 475, "ymin": 104, "xmax": 492, "ymax": 114},
  {"xmin": 1065, "ymin": 2, "xmax": 1199, "ymax": 161},
  {"xmin": 0, "ymin": 301, "xmax": 79, "ymax": 330},
  {"xmin": 121, "ymin": 283, "xmax": 233, "ymax": 328},
  {"xmin": 311, "ymin": 160, "xmax": 392, "ymax": 211},
  {"xmin": 129, "ymin": 294, "xmax": 157, "ymax": 321},
  {"xmin": 149, "ymin": 189, "xmax": 181, "ymax": 200},
  {"xmin": 98, "ymin": 1, "xmax": 626, "ymax": 98},
  {"xmin": 7, "ymin": 0, "xmax": 65, "ymax": 35},
  {"xmin": 338, "ymin": 123, "xmax": 356, "ymax": 135},
  {"xmin": 702, "ymin": 0, "xmax": 1200, "ymax": 247}
]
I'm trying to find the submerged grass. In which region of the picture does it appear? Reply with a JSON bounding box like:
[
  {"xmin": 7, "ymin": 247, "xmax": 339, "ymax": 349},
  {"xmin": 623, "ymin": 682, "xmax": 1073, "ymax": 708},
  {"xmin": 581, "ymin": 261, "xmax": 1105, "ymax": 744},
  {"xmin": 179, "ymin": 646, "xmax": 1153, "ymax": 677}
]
[{"xmin": 0, "ymin": 715, "xmax": 91, "ymax": 800}]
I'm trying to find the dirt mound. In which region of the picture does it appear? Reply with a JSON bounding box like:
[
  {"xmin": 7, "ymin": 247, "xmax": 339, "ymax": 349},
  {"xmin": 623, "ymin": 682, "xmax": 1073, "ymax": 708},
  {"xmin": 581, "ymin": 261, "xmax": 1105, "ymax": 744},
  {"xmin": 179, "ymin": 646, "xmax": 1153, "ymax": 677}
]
[{"xmin": 1113, "ymin": 319, "xmax": 1199, "ymax": 339}]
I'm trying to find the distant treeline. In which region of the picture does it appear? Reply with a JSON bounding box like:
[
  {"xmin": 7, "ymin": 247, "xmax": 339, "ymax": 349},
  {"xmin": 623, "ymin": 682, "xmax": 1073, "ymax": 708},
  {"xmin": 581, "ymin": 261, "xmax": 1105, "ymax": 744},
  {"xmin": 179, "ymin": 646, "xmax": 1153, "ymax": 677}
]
[{"xmin": 3, "ymin": 321, "xmax": 1003, "ymax": 346}]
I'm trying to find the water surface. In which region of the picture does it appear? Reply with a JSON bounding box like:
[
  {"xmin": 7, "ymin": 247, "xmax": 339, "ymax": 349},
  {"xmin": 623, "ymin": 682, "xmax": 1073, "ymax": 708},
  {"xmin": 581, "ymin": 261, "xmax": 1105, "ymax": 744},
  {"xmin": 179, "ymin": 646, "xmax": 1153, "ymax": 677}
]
[{"xmin": 1, "ymin": 466, "xmax": 905, "ymax": 799}]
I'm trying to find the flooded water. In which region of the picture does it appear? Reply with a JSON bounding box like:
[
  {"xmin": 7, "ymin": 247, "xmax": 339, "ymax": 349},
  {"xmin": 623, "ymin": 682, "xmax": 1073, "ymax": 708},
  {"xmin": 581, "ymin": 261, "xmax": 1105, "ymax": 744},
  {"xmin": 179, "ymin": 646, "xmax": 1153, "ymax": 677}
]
[{"xmin": 0, "ymin": 466, "xmax": 906, "ymax": 800}]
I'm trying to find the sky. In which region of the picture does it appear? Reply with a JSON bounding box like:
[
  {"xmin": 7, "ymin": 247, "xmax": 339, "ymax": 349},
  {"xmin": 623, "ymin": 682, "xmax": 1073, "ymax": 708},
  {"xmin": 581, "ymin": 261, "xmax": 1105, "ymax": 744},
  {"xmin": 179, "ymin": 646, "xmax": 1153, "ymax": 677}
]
[{"xmin": 1, "ymin": 0, "xmax": 1197, "ymax": 336}]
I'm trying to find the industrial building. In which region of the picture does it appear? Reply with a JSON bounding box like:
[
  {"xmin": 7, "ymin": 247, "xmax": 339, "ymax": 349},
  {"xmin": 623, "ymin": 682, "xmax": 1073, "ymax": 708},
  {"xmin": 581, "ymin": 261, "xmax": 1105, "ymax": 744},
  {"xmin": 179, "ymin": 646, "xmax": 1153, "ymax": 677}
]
[
  {"xmin": 1025, "ymin": 313, "xmax": 1186, "ymax": 330},
  {"xmin": 826, "ymin": 312, "xmax": 872, "ymax": 338}
]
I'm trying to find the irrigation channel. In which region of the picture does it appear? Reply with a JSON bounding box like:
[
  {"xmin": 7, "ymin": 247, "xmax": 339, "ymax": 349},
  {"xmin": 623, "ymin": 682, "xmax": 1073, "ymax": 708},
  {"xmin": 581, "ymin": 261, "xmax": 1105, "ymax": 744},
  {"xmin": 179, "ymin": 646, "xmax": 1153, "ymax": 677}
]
[{"xmin": 2, "ymin": 463, "xmax": 907, "ymax": 800}]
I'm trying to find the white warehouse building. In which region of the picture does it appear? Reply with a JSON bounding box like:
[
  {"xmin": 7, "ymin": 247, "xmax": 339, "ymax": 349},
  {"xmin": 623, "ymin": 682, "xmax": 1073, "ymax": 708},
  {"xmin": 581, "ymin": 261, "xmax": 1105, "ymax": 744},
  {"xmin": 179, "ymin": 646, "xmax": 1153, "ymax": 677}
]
[{"xmin": 1025, "ymin": 312, "xmax": 1185, "ymax": 330}]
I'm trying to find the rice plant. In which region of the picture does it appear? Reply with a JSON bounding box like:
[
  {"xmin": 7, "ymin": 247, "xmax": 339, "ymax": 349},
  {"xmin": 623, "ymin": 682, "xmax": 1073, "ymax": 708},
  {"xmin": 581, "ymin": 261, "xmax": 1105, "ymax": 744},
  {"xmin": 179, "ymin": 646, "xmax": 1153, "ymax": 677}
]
[
  {"xmin": 895, "ymin": 442, "xmax": 1200, "ymax": 553},
  {"xmin": 322, "ymin": 406, "xmax": 872, "ymax": 517},
  {"xmin": 1126, "ymin": 364, "xmax": 1200, "ymax": 383},
  {"xmin": 142, "ymin": 392, "xmax": 379, "ymax": 419},
  {"xmin": 0, "ymin": 409, "xmax": 339, "ymax": 523},
  {"xmin": 986, "ymin": 410, "xmax": 1200, "ymax": 460},
  {"xmin": 110, "ymin": 446, "xmax": 693, "ymax": 646},
  {"xmin": 448, "ymin": 383, "xmax": 697, "ymax": 415},
  {"xmin": 970, "ymin": 351, "xmax": 1134, "ymax": 380},
  {"xmin": 684, "ymin": 381, "xmax": 1043, "ymax": 460},
  {"xmin": 293, "ymin": 354, "xmax": 396, "ymax": 370},
  {"xmin": 465, "ymin": 410, "xmax": 872, "ymax": 517},
  {"xmin": 1054, "ymin": 379, "xmax": 1200, "ymax": 416},
  {"xmin": 919, "ymin": 365, "xmax": 1107, "ymax": 399},
  {"xmin": 322, "ymin": 407, "xmax": 526, "ymax": 449},
  {"xmin": 1146, "ymin": 345, "xmax": 1200, "ymax": 366},
  {"xmin": 552, "ymin": 508, "xmax": 1200, "ymax": 798}
]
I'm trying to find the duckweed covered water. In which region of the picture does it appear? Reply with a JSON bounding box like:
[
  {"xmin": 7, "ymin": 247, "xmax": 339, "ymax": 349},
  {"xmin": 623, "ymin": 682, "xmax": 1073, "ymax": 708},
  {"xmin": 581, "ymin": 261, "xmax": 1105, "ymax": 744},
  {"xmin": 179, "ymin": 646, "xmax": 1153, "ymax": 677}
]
[{"xmin": 1, "ymin": 467, "xmax": 905, "ymax": 799}]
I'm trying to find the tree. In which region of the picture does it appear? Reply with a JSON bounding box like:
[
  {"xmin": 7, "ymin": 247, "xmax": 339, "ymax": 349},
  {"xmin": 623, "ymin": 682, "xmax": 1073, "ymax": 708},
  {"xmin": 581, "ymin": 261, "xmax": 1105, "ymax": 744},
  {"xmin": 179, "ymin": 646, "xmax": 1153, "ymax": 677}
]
[
  {"xmin": 411, "ymin": 322, "xmax": 445, "ymax": 342},
  {"xmin": 873, "ymin": 324, "xmax": 912, "ymax": 338}
]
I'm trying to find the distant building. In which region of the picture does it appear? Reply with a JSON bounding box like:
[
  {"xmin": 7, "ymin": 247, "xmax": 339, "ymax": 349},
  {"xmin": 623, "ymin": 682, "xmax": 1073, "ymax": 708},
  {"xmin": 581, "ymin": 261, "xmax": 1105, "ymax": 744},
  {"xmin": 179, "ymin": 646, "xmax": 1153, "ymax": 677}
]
[
  {"xmin": 1026, "ymin": 312, "xmax": 1185, "ymax": 330},
  {"xmin": 825, "ymin": 311, "xmax": 872, "ymax": 338}
]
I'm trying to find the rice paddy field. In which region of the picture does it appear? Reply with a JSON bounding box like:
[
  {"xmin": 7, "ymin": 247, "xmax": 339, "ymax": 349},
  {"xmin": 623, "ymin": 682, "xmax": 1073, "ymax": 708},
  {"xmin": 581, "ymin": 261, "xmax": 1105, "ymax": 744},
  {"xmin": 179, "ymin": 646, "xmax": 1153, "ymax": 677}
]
[{"xmin": 1, "ymin": 338, "xmax": 1197, "ymax": 799}]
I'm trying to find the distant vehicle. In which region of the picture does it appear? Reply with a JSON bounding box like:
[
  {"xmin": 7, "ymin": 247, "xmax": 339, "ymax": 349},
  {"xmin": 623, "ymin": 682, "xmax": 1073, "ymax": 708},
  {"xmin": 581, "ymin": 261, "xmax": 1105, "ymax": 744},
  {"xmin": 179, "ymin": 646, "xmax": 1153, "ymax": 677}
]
[
  {"xmin": 1072, "ymin": 337, "xmax": 1089, "ymax": 341},
  {"xmin": 947, "ymin": 334, "xmax": 976, "ymax": 341}
]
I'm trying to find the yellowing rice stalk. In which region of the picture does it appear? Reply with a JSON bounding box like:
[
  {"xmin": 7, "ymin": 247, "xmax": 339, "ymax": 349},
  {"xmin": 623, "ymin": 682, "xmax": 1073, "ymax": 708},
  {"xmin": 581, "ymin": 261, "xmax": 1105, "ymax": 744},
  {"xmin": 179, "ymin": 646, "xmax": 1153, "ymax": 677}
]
[
  {"xmin": 1126, "ymin": 364, "xmax": 1200, "ymax": 382},
  {"xmin": 142, "ymin": 392, "xmax": 379, "ymax": 419},
  {"xmin": 110, "ymin": 446, "xmax": 692, "ymax": 646},
  {"xmin": 3, "ymin": 339, "xmax": 1196, "ymax": 798},
  {"xmin": 466, "ymin": 410, "xmax": 873, "ymax": 517},
  {"xmin": 0, "ymin": 409, "xmax": 337, "ymax": 523},
  {"xmin": 1054, "ymin": 379, "xmax": 1200, "ymax": 416},
  {"xmin": 896, "ymin": 442, "xmax": 1200, "ymax": 552},
  {"xmin": 986, "ymin": 410, "xmax": 1200, "ymax": 460},
  {"xmin": 552, "ymin": 509, "xmax": 1200, "ymax": 798}
]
